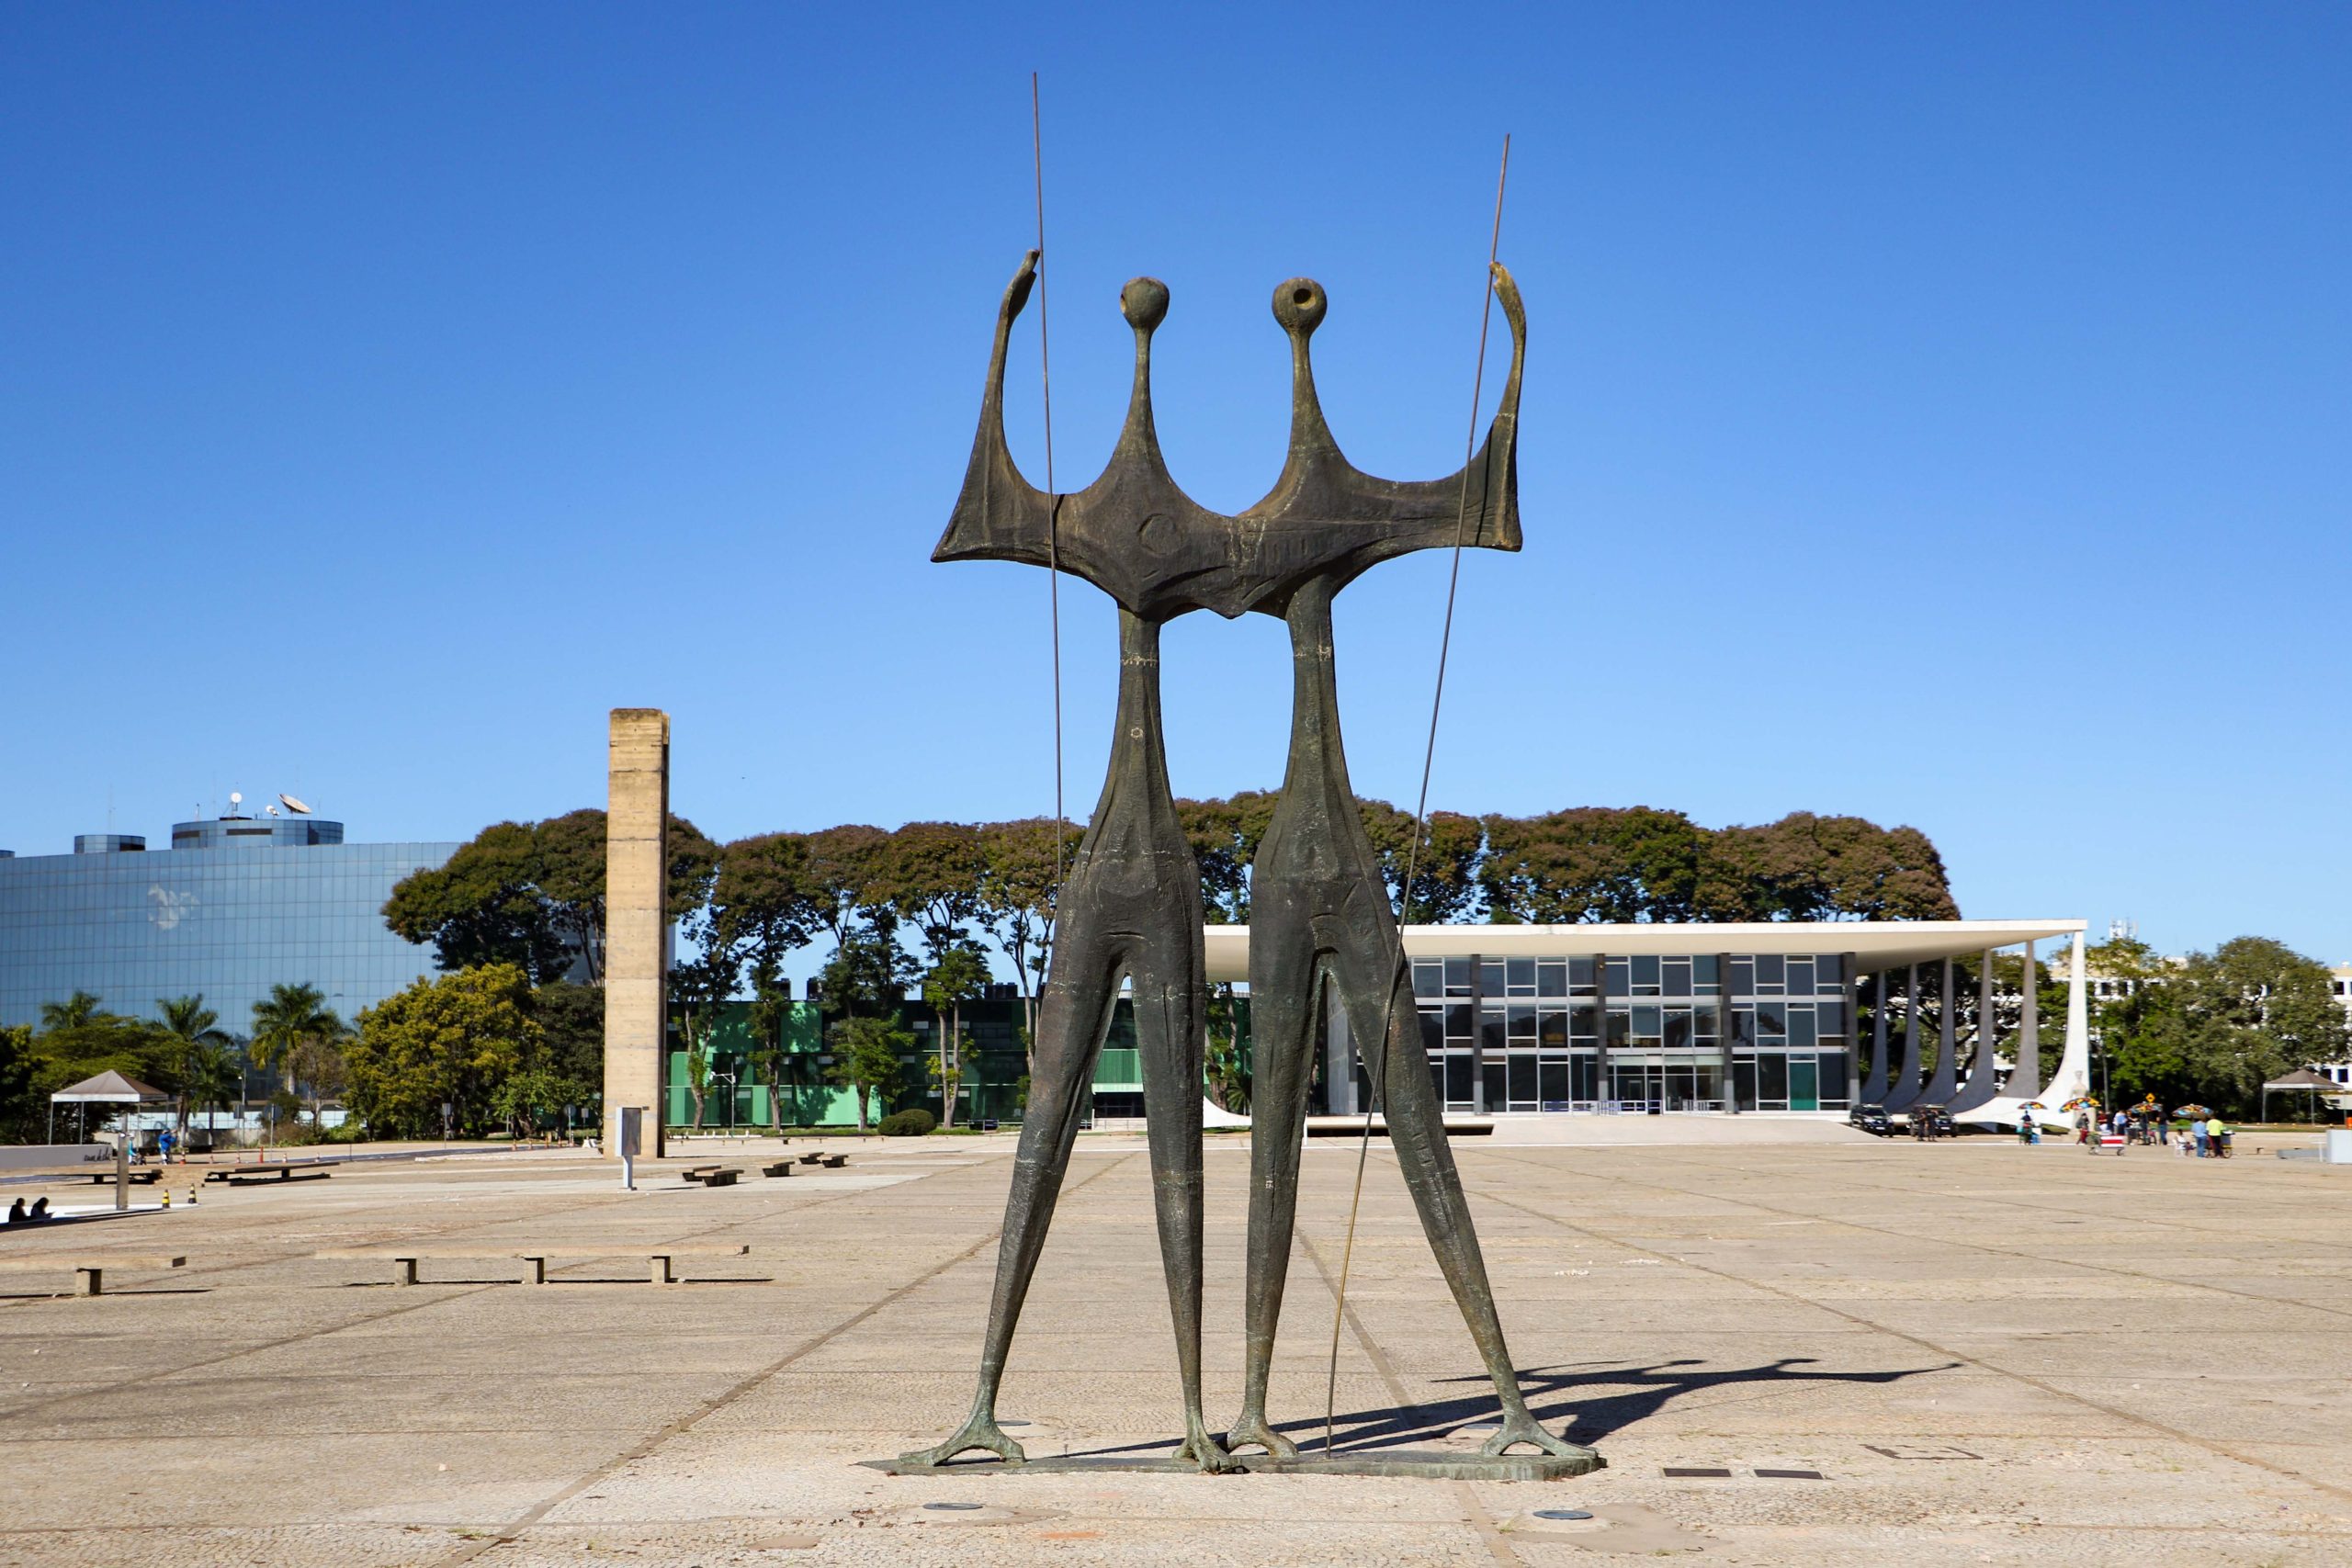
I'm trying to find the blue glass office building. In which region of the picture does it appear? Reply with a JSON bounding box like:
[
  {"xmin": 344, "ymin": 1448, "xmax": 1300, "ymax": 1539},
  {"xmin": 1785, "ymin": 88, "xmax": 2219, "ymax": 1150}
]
[{"xmin": 0, "ymin": 814, "xmax": 459, "ymax": 1033}]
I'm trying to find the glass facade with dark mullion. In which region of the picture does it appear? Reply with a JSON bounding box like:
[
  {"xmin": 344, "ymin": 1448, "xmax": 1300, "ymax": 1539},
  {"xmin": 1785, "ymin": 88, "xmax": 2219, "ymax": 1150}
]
[
  {"xmin": 1412, "ymin": 950, "xmax": 1850, "ymax": 1113},
  {"xmin": 0, "ymin": 821, "xmax": 460, "ymax": 1035}
]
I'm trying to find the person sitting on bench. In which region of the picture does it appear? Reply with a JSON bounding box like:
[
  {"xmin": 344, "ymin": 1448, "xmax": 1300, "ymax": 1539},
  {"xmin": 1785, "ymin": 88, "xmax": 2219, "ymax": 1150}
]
[{"xmin": 6, "ymin": 1199, "xmax": 24, "ymax": 1224}]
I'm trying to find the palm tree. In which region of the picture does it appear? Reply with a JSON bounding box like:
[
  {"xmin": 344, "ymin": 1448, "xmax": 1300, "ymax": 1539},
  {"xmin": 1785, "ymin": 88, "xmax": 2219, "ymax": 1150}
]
[
  {"xmin": 250, "ymin": 984, "xmax": 348, "ymax": 1136},
  {"xmin": 40, "ymin": 990, "xmax": 116, "ymax": 1032},
  {"xmin": 155, "ymin": 996, "xmax": 234, "ymax": 1142},
  {"xmin": 186, "ymin": 1040, "xmax": 243, "ymax": 1146}
]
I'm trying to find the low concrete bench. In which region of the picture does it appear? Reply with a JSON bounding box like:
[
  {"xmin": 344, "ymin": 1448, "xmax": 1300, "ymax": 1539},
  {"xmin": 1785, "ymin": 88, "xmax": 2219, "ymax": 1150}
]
[
  {"xmin": 818, "ymin": 1154, "xmax": 849, "ymax": 1169},
  {"xmin": 0, "ymin": 1254, "xmax": 186, "ymax": 1297},
  {"xmin": 205, "ymin": 1160, "xmax": 337, "ymax": 1185},
  {"xmin": 759, "ymin": 1161, "xmax": 795, "ymax": 1179},
  {"xmin": 682, "ymin": 1167, "xmax": 741, "ymax": 1188},
  {"xmin": 317, "ymin": 1243, "xmax": 752, "ymax": 1287}
]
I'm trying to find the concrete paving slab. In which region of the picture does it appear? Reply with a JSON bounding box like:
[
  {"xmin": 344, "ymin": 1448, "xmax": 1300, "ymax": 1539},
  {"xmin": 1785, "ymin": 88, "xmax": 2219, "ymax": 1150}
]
[{"xmin": 2, "ymin": 1136, "xmax": 2348, "ymax": 1564}]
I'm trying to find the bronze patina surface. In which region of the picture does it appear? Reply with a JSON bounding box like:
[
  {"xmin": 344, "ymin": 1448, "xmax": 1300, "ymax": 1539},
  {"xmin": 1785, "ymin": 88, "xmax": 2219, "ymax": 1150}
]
[{"xmin": 904, "ymin": 256, "xmax": 1591, "ymax": 1477}]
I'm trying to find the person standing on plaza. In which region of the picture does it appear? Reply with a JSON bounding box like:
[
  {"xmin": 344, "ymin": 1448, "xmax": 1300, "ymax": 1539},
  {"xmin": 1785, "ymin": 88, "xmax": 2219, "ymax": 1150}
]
[
  {"xmin": 2194, "ymin": 1118, "xmax": 2210, "ymax": 1156},
  {"xmin": 2206, "ymin": 1115, "xmax": 2226, "ymax": 1156}
]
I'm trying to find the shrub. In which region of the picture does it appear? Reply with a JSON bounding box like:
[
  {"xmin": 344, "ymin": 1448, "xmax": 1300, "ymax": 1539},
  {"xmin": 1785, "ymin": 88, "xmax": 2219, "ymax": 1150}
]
[{"xmin": 877, "ymin": 1108, "xmax": 936, "ymax": 1137}]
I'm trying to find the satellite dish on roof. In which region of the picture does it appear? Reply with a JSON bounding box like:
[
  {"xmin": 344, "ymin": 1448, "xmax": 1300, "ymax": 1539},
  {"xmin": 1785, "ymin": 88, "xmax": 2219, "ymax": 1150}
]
[
  {"xmin": 229, "ymin": 792, "xmax": 243, "ymax": 807},
  {"xmin": 279, "ymin": 794, "xmax": 312, "ymax": 815}
]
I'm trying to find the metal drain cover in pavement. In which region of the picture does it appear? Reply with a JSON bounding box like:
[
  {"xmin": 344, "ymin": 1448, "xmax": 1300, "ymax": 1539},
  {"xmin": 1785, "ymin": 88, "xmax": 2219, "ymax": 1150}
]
[
  {"xmin": 1532, "ymin": 1509, "xmax": 1594, "ymax": 1521},
  {"xmin": 1663, "ymin": 1466, "xmax": 1733, "ymax": 1478},
  {"xmin": 923, "ymin": 1503, "xmax": 984, "ymax": 1511},
  {"xmin": 1757, "ymin": 1468, "xmax": 1826, "ymax": 1480}
]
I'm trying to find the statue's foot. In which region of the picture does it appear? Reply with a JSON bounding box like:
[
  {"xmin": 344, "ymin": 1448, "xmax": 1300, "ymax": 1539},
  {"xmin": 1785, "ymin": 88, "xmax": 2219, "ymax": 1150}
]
[
  {"xmin": 1174, "ymin": 1423, "xmax": 1240, "ymax": 1474},
  {"xmin": 899, "ymin": 1414, "xmax": 1026, "ymax": 1468},
  {"xmin": 1224, "ymin": 1413, "xmax": 1300, "ymax": 1461},
  {"xmin": 1481, "ymin": 1412, "xmax": 1595, "ymax": 1461}
]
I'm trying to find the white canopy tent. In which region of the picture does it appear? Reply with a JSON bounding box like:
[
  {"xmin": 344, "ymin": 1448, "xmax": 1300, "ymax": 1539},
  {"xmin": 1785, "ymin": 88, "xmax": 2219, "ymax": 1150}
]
[
  {"xmin": 48, "ymin": 1070, "xmax": 167, "ymax": 1144},
  {"xmin": 2260, "ymin": 1067, "xmax": 2343, "ymax": 1124}
]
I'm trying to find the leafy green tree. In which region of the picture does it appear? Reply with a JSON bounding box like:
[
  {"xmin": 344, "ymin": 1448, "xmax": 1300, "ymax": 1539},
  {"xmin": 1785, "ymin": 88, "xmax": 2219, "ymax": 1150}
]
[
  {"xmin": 920, "ymin": 944, "xmax": 989, "ymax": 1129},
  {"xmin": 1699, "ymin": 813, "xmax": 1958, "ymax": 920},
  {"xmin": 154, "ymin": 995, "xmax": 235, "ymax": 1139},
  {"xmin": 1204, "ymin": 987, "xmax": 1250, "ymax": 1114},
  {"xmin": 819, "ymin": 928, "xmax": 919, "ymax": 1020},
  {"xmin": 800, "ymin": 824, "xmax": 896, "ymax": 947},
  {"xmin": 0, "ymin": 1024, "xmax": 36, "ymax": 1143},
  {"xmin": 1357, "ymin": 802, "xmax": 1486, "ymax": 923},
  {"xmin": 668, "ymin": 908, "xmax": 738, "ymax": 1134},
  {"xmin": 1479, "ymin": 807, "xmax": 1707, "ymax": 923},
  {"xmin": 383, "ymin": 811, "xmax": 718, "ymax": 984},
  {"xmin": 348, "ymin": 964, "xmax": 544, "ymax": 1137},
  {"xmin": 974, "ymin": 817, "xmax": 1076, "ymax": 1070},
  {"xmin": 712, "ymin": 832, "xmax": 828, "ymax": 991},
  {"xmin": 880, "ymin": 821, "xmax": 987, "ymax": 965},
  {"xmin": 250, "ymin": 983, "xmax": 349, "ymax": 1130},
  {"xmin": 490, "ymin": 1066, "xmax": 576, "ymax": 1143},
  {"xmin": 526, "ymin": 981, "xmax": 603, "ymax": 1113},
  {"xmin": 746, "ymin": 979, "xmax": 795, "ymax": 1134},
  {"xmin": 1177, "ymin": 793, "xmax": 1276, "ymax": 924},
  {"xmin": 826, "ymin": 1015, "xmax": 910, "ymax": 1132},
  {"xmin": 2084, "ymin": 935, "xmax": 2346, "ymax": 1118}
]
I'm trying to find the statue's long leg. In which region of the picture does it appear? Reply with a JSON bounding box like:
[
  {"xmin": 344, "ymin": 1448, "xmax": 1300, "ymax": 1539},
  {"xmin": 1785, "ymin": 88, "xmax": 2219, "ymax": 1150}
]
[
  {"xmin": 900, "ymin": 921, "xmax": 1122, "ymax": 1467},
  {"xmin": 1332, "ymin": 950, "xmax": 1595, "ymax": 1461},
  {"xmin": 1226, "ymin": 933, "xmax": 1321, "ymax": 1460},
  {"xmin": 1131, "ymin": 930, "xmax": 1237, "ymax": 1473}
]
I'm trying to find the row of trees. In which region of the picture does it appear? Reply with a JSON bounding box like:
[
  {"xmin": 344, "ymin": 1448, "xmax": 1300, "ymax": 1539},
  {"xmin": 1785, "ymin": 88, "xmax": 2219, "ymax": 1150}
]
[
  {"xmin": 379, "ymin": 802, "xmax": 1955, "ymax": 1132},
  {"xmin": 0, "ymin": 984, "xmax": 355, "ymax": 1144},
  {"xmin": 2075, "ymin": 935, "xmax": 2346, "ymax": 1119}
]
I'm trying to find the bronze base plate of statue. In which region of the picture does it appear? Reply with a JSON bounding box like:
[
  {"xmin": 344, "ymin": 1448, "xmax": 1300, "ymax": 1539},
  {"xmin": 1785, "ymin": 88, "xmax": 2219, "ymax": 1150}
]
[
  {"xmin": 891, "ymin": 254, "xmax": 1599, "ymax": 1482},
  {"xmin": 865, "ymin": 1450, "xmax": 1601, "ymax": 1481}
]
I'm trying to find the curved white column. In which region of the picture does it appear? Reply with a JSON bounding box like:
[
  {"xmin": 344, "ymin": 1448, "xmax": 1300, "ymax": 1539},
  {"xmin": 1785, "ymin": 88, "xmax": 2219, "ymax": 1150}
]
[{"xmin": 2038, "ymin": 930, "xmax": 2092, "ymax": 1104}]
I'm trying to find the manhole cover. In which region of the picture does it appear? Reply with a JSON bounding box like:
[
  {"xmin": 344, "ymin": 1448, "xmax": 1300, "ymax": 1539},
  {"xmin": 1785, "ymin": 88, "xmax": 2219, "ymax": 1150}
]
[
  {"xmin": 1532, "ymin": 1508, "xmax": 1594, "ymax": 1521},
  {"xmin": 1663, "ymin": 1466, "xmax": 1732, "ymax": 1478},
  {"xmin": 923, "ymin": 1502, "xmax": 984, "ymax": 1512}
]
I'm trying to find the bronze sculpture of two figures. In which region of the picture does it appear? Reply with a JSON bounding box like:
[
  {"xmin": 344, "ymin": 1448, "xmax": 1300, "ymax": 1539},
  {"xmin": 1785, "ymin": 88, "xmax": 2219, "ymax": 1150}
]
[{"xmin": 903, "ymin": 254, "xmax": 1595, "ymax": 1477}]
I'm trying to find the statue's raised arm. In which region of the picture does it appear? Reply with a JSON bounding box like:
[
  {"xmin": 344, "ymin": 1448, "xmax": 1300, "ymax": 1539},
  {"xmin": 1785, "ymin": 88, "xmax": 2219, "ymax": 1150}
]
[{"xmin": 933, "ymin": 257, "xmax": 1528, "ymax": 621}]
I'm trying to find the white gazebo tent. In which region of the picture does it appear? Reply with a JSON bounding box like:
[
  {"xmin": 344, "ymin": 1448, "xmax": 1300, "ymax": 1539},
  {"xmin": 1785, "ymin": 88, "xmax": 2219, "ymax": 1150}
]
[
  {"xmin": 2260, "ymin": 1067, "xmax": 2340, "ymax": 1125},
  {"xmin": 48, "ymin": 1070, "xmax": 168, "ymax": 1145}
]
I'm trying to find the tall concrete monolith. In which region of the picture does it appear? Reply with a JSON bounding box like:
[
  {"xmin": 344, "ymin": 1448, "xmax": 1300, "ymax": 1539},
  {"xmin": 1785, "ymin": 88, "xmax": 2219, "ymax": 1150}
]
[{"xmin": 604, "ymin": 708, "xmax": 669, "ymax": 1159}]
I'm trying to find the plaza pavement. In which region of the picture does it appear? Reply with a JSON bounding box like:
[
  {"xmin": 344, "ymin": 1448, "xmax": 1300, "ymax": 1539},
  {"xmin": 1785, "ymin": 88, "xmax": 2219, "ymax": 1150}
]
[{"xmin": 0, "ymin": 1127, "xmax": 2346, "ymax": 1566}]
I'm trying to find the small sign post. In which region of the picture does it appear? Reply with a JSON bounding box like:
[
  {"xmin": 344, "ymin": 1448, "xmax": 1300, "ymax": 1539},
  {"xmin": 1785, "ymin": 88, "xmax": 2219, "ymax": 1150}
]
[
  {"xmin": 114, "ymin": 1137, "xmax": 129, "ymax": 1212},
  {"xmin": 616, "ymin": 1105, "xmax": 642, "ymax": 1191}
]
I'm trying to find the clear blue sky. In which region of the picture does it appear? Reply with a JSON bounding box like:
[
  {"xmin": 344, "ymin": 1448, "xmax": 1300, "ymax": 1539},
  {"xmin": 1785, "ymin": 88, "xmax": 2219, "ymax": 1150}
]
[{"xmin": 4, "ymin": 4, "xmax": 2346, "ymax": 964}]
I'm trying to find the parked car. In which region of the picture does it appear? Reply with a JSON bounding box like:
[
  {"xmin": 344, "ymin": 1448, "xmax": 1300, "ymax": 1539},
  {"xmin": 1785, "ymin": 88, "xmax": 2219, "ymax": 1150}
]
[{"xmin": 1849, "ymin": 1103, "xmax": 1892, "ymax": 1136}]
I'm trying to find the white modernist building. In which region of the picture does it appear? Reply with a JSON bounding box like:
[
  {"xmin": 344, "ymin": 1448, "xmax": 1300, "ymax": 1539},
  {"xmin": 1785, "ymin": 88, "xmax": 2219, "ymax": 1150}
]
[{"xmin": 1200, "ymin": 919, "xmax": 2090, "ymax": 1124}]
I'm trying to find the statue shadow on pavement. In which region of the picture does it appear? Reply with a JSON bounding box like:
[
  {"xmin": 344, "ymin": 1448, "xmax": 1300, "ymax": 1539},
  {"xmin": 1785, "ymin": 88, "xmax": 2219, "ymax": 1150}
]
[{"xmin": 1062, "ymin": 1356, "xmax": 1960, "ymax": 1461}]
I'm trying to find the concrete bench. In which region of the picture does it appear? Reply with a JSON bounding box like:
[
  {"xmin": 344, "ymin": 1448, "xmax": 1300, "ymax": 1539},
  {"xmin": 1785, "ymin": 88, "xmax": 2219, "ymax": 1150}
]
[
  {"xmin": 205, "ymin": 1160, "xmax": 337, "ymax": 1185},
  {"xmin": 0, "ymin": 1254, "xmax": 186, "ymax": 1297},
  {"xmin": 818, "ymin": 1154, "xmax": 849, "ymax": 1169},
  {"xmin": 682, "ymin": 1167, "xmax": 741, "ymax": 1188},
  {"xmin": 317, "ymin": 1244, "xmax": 752, "ymax": 1287},
  {"xmin": 86, "ymin": 1168, "xmax": 162, "ymax": 1185},
  {"xmin": 759, "ymin": 1161, "xmax": 795, "ymax": 1179}
]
